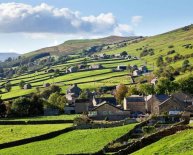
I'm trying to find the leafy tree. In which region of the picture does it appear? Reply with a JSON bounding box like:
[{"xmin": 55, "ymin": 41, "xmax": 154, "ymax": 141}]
[
  {"xmin": 19, "ymin": 80, "xmax": 26, "ymax": 89},
  {"xmin": 115, "ymin": 84, "xmax": 128, "ymax": 104},
  {"xmin": 50, "ymin": 85, "xmax": 61, "ymax": 93},
  {"xmin": 79, "ymin": 89, "xmax": 89, "ymax": 99},
  {"xmin": 11, "ymin": 97, "xmax": 31, "ymax": 116},
  {"xmin": 120, "ymin": 51, "xmax": 128, "ymax": 57},
  {"xmin": 0, "ymin": 96, "xmax": 6, "ymax": 118},
  {"xmin": 40, "ymin": 89, "xmax": 52, "ymax": 99},
  {"xmin": 155, "ymin": 77, "xmax": 178, "ymax": 95},
  {"xmin": 127, "ymin": 86, "xmax": 140, "ymax": 96},
  {"xmin": 4, "ymin": 83, "xmax": 12, "ymax": 92},
  {"xmin": 181, "ymin": 60, "xmax": 190, "ymax": 72},
  {"xmin": 29, "ymin": 94, "xmax": 44, "ymax": 116},
  {"xmin": 138, "ymin": 83, "xmax": 155, "ymax": 96},
  {"xmin": 179, "ymin": 75, "xmax": 193, "ymax": 94},
  {"xmin": 48, "ymin": 93, "xmax": 67, "ymax": 112}
]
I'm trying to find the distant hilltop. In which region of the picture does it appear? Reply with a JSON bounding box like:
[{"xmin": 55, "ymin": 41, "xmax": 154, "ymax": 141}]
[{"xmin": 0, "ymin": 53, "xmax": 20, "ymax": 61}]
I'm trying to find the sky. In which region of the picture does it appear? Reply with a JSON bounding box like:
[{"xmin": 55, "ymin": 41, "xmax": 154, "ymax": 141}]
[{"xmin": 0, "ymin": 0, "xmax": 193, "ymax": 54}]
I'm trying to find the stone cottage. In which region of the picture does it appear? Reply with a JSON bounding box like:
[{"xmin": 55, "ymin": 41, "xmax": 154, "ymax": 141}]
[{"xmin": 124, "ymin": 95, "xmax": 146, "ymax": 114}]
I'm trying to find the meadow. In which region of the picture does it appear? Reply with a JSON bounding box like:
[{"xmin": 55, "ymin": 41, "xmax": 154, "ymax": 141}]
[
  {"xmin": 0, "ymin": 114, "xmax": 79, "ymax": 121},
  {"xmin": 0, "ymin": 123, "xmax": 136, "ymax": 155},
  {"xmin": 132, "ymin": 129, "xmax": 193, "ymax": 155},
  {"xmin": 0, "ymin": 124, "xmax": 72, "ymax": 144}
]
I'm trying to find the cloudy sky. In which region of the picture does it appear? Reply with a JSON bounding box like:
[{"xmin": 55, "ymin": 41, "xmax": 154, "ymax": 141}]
[{"xmin": 0, "ymin": 0, "xmax": 193, "ymax": 54}]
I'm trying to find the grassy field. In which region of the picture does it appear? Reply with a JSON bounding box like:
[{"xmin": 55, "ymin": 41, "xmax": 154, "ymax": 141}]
[
  {"xmin": 0, "ymin": 124, "xmax": 72, "ymax": 144},
  {"xmin": 0, "ymin": 123, "xmax": 136, "ymax": 155},
  {"xmin": 0, "ymin": 114, "xmax": 78, "ymax": 121},
  {"xmin": 100, "ymin": 26, "xmax": 193, "ymax": 71},
  {"xmin": 132, "ymin": 129, "xmax": 193, "ymax": 155}
]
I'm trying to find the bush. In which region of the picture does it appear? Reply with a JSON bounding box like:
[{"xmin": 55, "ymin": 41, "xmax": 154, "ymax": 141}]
[
  {"xmin": 168, "ymin": 45, "xmax": 174, "ymax": 48},
  {"xmin": 167, "ymin": 50, "xmax": 175, "ymax": 55},
  {"xmin": 142, "ymin": 126, "xmax": 156, "ymax": 134},
  {"xmin": 73, "ymin": 115, "xmax": 91, "ymax": 126}
]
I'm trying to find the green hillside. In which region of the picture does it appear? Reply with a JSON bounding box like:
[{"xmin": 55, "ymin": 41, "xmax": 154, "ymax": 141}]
[
  {"xmin": 101, "ymin": 25, "xmax": 193, "ymax": 72},
  {"xmin": 25, "ymin": 36, "xmax": 139, "ymax": 57},
  {"xmin": 132, "ymin": 129, "xmax": 193, "ymax": 155}
]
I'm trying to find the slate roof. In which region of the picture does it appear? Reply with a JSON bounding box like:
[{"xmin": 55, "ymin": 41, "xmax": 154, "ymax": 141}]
[
  {"xmin": 154, "ymin": 94, "xmax": 170, "ymax": 104},
  {"xmin": 125, "ymin": 95, "xmax": 145, "ymax": 102},
  {"xmin": 94, "ymin": 97, "xmax": 117, "ymax": 105},
  {"xmin": 92, "ymin": 101, "xmax": 122, "ymax": 111}
]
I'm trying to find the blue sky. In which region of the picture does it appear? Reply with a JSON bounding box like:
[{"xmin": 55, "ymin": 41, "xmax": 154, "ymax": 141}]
[{"xmin": 0, "ymin": 0, "xmax": 193, "ymax": 54}]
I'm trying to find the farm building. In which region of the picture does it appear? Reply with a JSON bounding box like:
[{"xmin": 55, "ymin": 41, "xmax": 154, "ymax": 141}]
[
  {"xmin": 117, "ymin": 65, "xmax": 127, "ymax": 70},
  {"xmin": 146, "ymin": 94, "xmax": 188, "ymax": 115},
  {"xmin": 139, "ymin": 65, "xmax": 148, "ymax": 73},
  {"xmin": 74, "ymin": 99, "xmax": 91, "ymax": 114},
  {"xmin": 66, "ymin": 66, "xmax": 78, "ymax": 73},
  {"xmin": 66, "ymin": 84, "xmax": 82, "ymax": 97},
  {"xmin": 89, "ymin": 64, "xmax": 103, "ymax": 69},
  {"xmin": 133, "ymin": 70, "xmax": 141, "ymax": 76},
  {"xmin": 88, "ymin": 101, "xmax": 130, "ymax": 120},
  {"xmin": 124, "ymin": 95, "xmax": 146, "ymax": 114},
  {"xmin": 23, "ymin": 83, "xmax": 32, "ymax": 89},
  {"xmin": 78, "ymin": 64, "xmax": 87, "ymax": 69},
  {"xmin": 130, "ymin": 65, "xmax": 138, "ymax": 70}
]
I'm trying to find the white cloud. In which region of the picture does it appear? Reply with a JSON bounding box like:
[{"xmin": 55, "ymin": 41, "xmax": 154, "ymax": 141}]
[
  {"xmin": 114, "ymin": 24, "xmax": 133, "ymax": 36},
  {"xmin": 0, "ymin": 2, "xmax": 135, "ymax": 36},
  {"xmin": 131, "ymin": 16, "xmax": 143, "ymax": 26}
]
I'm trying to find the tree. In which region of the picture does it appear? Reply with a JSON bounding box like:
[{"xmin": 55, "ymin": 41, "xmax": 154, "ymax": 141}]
[
  {"xmin": 115, "ymin": 84, "xmax": 128, "ymax": 104},
  {"xmin": 29, "ymin": 94, "xmax": 44, "ymax": 116},
  {"xmin": 179, "ymin": 75, "xmax": 193, "ymax": 94},
  {"xmin": 156, "ymin": 56, "xmax": 164, "ymax": 67},
  {"xmin": 48, "ymin": 93, "xmax": 67, "ymax": 112},
  {"xmin": 4, "ymin": 83, "xmax": 12, "ymax": 92},
  {"xmin": 155, "ymin": 77, "xmax": 178, "ymax": 95},
  {"xmin": 50, "ymin": 85, "xmax": 61, "ymax": 93},
  {"xmin": 79, "ymin": 89, "xmax": 89, "ymax": 99},
  {"xmin": 138, "ymin": 83, "xmax": 155, "ymax": 96},
  {"xmin": 40, "ymin": 89, "xmax": 52, "ymax": 99},
  {"xmin": 127, "ymin": 86, "xmax": 140, "ymax": 96},
  {"xmin": 11, "ymin": 97, "xmax": 31, "ymax": 116},
  {"xmin": 0, "ymin": 96, "xmax": 6, "ymax": 118},
  {"xmin": 181, "ymin": 60, "xmax": 190, "ymax": 72},
  {"xmin": 120, "ymin": 51, "xmax": 128, "ymax": 57},
  {"xmin": 19, "ymin": 80, "xmax": 26, "ymax": 89}
]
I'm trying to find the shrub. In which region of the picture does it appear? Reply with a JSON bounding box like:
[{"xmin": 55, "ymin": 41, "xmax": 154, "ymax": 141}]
[
  {"xmin": 167, "ymin": 50, "xmax": 175, "ymax": 55},
  {"xmin": 142, "ymin": 126, "xmax": 156, "ymax": 134},
  {"xmin": 73, "ymin": 115, "xmax": 91, "ymax": 126},
  {"xmin": 168, "ymin": 45, "xmax": 174, "ymax": 48}
]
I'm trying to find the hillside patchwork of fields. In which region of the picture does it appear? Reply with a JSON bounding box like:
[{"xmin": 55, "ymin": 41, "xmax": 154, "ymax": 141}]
[{"xmin": 0, "ymin": 123, "xmax": 136, "ymax": 155}]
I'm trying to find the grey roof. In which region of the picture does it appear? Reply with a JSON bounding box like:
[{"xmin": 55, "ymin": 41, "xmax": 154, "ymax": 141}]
[
  {"xmin": 126, "ymin": 96, "xmax": 145, "ymax": 102},
  {"xmin": 92, "ymin": 101, "xmax": 122, "ymax": 111},
  {"xmin": 154, "ymin": 94, "xmax": 170, "ymax": 103},
  {"xmin": 94, "ymin": 97, "xmax": 117, "ymax": 105}
]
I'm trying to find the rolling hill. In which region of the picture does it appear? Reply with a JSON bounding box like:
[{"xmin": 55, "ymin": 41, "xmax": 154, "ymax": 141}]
[
  {"xmin": 100, "ymin": 24, "xmax": 193, "ymax": 71},
  {"xmin": 24, "ymin": 36, "xmax": 140, "ymax": 57}
]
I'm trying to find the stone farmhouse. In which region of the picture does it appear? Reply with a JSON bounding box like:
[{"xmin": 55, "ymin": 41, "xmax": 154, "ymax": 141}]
[{"xmin": 124, "ymin": 95, "xmax": 146, "ymax": 115}]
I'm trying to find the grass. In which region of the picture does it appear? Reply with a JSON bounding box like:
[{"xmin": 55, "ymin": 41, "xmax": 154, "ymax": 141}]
[
  {"xmin": 0, "ymin": 123, "xmax": 137, "ymax": 155},
  {"xmin": 0, "ymin": 114, "xmax": 79, "ymax": 121},
  {"xmin": 132, "ymin": 129, "xmax": 193, "ymax": 155},
  {"xmin": 0, "ymin": 124, "xmax": 72, "ymax": 144}
]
